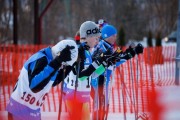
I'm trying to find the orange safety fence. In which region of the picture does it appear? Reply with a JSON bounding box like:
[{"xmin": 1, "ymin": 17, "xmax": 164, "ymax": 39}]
[{"xmin": 0, "ymin": 45, "xmax": 176, "ymax": 116}]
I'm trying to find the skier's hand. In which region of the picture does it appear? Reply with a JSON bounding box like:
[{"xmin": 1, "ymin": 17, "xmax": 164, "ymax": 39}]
[
  {"xmin": 135, "ymin": 43, "xmax": 144, "ymax": 54},
  {"xmin": 91, "ymin": 48, "xmax": 103, "ymax": 61},
  {"xmin": 58, "ymin": 45, "xmax": 75, "ymax": 62},
  {"xmin": 106, "ymin": 47, "xmax": 122, "ymax": 66},
  {"xmin": 125, "ymin": 46, "xmax": 136, "ymax": 58},
  {"xmin": 49, "ymin": 45, "xmax": 75, "ymax": 70},
  {"xmin": 78, "ymin": 43, "xmax": 90, "ymax": 61},
  {"xmin": 78, "ymin": 44, "xmax": 85, "ymax": 61},
  {"xmin": 95, "ymin": 48, "xmax": 115, "ymax": 67},
  {"xmin": 118, "ymin": 46, "xmax": 136, "ymax": 60}
]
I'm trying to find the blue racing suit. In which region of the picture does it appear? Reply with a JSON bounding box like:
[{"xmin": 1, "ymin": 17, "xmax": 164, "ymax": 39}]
[
  {"xmin": 91, "ymin": 40, "xmax": 127, "ymax": 114},
  {"xmin": 6, "ymin": 47, "xmax": 72, "ymax": 120}
]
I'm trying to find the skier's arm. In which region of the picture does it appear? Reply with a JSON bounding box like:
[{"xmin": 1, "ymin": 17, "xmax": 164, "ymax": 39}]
[
  {"xmin": 78, "ymin": 61, "xmax": 105, "ymax": 81},
  {"xmin": 78, "ymin": 49, "xmax": 115, "ymax": 81},
  {"xmin": 29, "ymin": 46, "xmax": 74, "ymax": 92},
  {"xmin": 52, "ymin": 65, "xmax": 73, "ymax": 87},
  {"xmin": 115, "ymin": 43, "xmax": 144, "ymax": 67},
  {"xmin": 28, "ymin": 56, "xmax": 63, "ymax": 92},
  {"xmin": 78, "ymin": 43, "xmax": 115, "ymax": 81}
]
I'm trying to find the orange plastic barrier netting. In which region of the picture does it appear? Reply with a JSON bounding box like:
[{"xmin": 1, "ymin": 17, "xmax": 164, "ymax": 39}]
[{"xmin": 0, "ymin": 45, "xmax": 176, "ymax": 117}]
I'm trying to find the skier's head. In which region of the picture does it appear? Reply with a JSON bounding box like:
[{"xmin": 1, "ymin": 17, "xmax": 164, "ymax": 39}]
[
  {"xmin": 51, "ymin": 39, "xmax": 78, "ymax": 66},
  {"xmin": 74, "ymin": 30, "xmax": 80, "ymax": 44},
  {"xmin": 79, "ymin": 21, "xmax": 101, "ymax": 48},
  {"xmin": 101, "ymin": 25, "xmax": 117, "ymax": 45},
  {"xmin": 80, "ymin": 21, "xmax": 101, "ymax": 39}
]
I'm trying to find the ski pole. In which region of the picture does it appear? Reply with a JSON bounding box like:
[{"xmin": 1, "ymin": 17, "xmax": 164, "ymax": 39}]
[
  {"xmin": 118, "ymin": 66, "xmax": 127, "ymax": 120},
  {"xmin": 74, "ymin": 61, "xmax": 80, "ymax": 100},
  {"xmin": 104, "ymin": 66, "xmax": 115, "ymax": 120},
  {"xmin": 58, "ymin": 65, "xmax": 66, "ymax": 120},
  {"xmin": 129, "ymin": 58, "xmax": 138, "ymax": 120},
  {"xmin": 135, "ymin": 52, "xmax": 139, "ymax": 119},
  {"xmin": 92, "ymin": 78, "xmax": 99, "ymax": 120}
]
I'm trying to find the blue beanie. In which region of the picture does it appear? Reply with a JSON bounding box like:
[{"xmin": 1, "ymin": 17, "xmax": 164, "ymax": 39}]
[{"xmin": 101, "ymin": 25, "xmax": 117, "ymax": 39}]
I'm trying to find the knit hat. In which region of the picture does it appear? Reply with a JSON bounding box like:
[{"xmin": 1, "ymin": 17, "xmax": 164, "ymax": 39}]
[
  {"xmin": 80, "ymin": 21, "xmax": 101, "ymax": 39},
  {"xmin": 101, "ymin": 25, "xmax": 117, "ymax": 39},
  {"xmin": 97, "ymin": 19, "xmax": 108, "ymax": 28},
  {"xmin": 51, "ymin": 39, "xmax": 78, "ymax": 66}
]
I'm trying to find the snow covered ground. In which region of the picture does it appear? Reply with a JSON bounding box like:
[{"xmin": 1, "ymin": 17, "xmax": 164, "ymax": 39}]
[
  {"xmin": 0, "ymin": 111, "xmax": 139, "ymax": 120},
  {"xmin": 1, "ymin": 86, "xmax": 180, "ymax": 120}
]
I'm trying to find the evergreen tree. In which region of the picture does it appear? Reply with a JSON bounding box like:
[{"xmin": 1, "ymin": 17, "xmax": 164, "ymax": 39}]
[
  {"xmin": 117, "ymin": 26, "xmax": 126, "ymax": 46},
  {"xmin": 155, "ymin": 31, "xmax": 162, "ymax": 46},
  {"xmin": 147, "ymin": 30, "xmax": 153, "ymax": 47}
]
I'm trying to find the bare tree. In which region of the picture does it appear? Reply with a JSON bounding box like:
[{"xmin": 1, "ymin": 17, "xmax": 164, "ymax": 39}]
[
  {"xmin": 0, "ymin": 0, "xmax": 13, "ymax": 44},
  {"xmin": 0, "ymin": 0, "xmax": 178, "ymax": 45}
]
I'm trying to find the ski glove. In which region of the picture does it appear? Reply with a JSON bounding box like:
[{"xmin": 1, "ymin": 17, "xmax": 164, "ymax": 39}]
[
  {"xmin": 119, "ymin": 43, "xmax": 144, "ymax": 60},
  {"xmin": 135, "ymin": 43, "xmax": 144, "ymax": 54},
  {"xmin": 125, "ymin": 46, "xmax": 136, "ymax": 58},
  {"xmin": 78, "ymin": 43, "xmax": 90, "ymax": 61},
  {"xmin": 49, "ymin": 45, "xmax": 75, "ymax": 70},
  {"xmin": 105, "ymin": 47, "xmax": 122, "ymax": 66},
  {"xmin": 119, "ymin": 46, "xmax": 136, "ymax": 60},
  {"xmin": 95, "ymin": 48, "xmax": 115, "ymax": 67},
  {"xmin": 59, "ymin": 45, "xmax": 75, "ymax": 62}
]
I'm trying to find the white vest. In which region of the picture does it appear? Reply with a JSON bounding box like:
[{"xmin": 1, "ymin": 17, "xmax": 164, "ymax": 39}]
[{"xmin": 11, "ymin": 67, "xmax": 54, "ymax": 110}]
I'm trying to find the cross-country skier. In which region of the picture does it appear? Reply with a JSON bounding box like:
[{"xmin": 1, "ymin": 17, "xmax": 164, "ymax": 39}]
[
  {"xmin": 63, "ymin": 21, "xmax": 117, "ymax": 120},
  {"xmin": 96, "ymin": 19, "xmax": 108, "ymax": 30},
  {"xmin": 6, "ymin": 40, "xmax": 78, "ymax": 120},
  {"xmin": 74, "ymin": 30, "xmax": 81, "ymax": 45},
  {"xmin": 91, "ymin": 24, "xmax": 144, "ymax": 119}
]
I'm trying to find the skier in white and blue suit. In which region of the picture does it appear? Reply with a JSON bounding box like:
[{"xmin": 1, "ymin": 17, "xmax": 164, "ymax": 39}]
[
  {"xmin": 6, "ymin": 40, "xmax": 78, "ymax": 120},
  {"xmin": 91, "ymin": 24, "xmax": 144, "ymax": 119}
]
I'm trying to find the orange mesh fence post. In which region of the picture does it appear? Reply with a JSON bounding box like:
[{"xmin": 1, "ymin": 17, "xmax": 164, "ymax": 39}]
[
  {"xmin": 9, "ymin": 45, "xmax": 12, "ymax": 94},
  {"xmin": 130, "ymin": 58, "xmax": 136, "ymax": 115},
  {"xmin": 117, "ymin": 66, "xmax": 127, "ymax": 115},
  {"xmin": 6, "ymin": 45, "xmax": 10, "ymax": 98},
  {"xmin": 57, "ymin": 83, "xmax": 61, "ymax": 107},
  {"xmin": 21, "ymin": 45, "xmax": 25, "ymax": 69},
  {"xmin": 11, "ymin": 45, "xmax": 16, "ymax": 84},
  {"xmin": 127, "ymin": 60, "xmax": 133, "ymax": 113},
  {"xmin": 42, "ymin": 100, "xmax": 45, "ymax": 112},
  {"xmin": 132, "ymin": 57, "xmax": 139, "ymax": 115},
  {"xmin": 116, "ymin": 67, "xmax": 121, "ymax": 113},
  {"xmin": 6, "ymin": 45, "xmax": 11, "ymax": 109},
  {"xmin": 145, "ymin": 47, "xmax": 151, "ymax": 110},
  {"xmin": 51, "ymin": 87, "xmax": 56, "ymax": 112},
  {"xmin": 46, "ymin": 90, "xmax": 51, "ymax": 112},
  {"xmin": 121, "ymin": 67, "xmax": 127, "ymax": 117},
  {"xmin": 13, "ymin": 45, "xmax": 20, "ymax": 83},
  {"xmin": 0, "ymin": 44, "xmax": 6, "ymax": 110},
  {"xmin": 24, "ymin": 45, "xmax": 28, "ymax": 62},
  {"xmin": 139, "ymin": 54, "xmax": 145, "ymax": 113}
]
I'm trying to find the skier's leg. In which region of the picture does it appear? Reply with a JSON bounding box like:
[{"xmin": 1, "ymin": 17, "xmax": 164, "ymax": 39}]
[
  {"xmin": 65, "ymin": 99, "xmax": 82, "ymax": 120},
  {"xmin": 91, "ymin": 86, "xmax": 99, "ymax": 120},
  {"xmin": 98, "ymin": 75, "xmax": 105, "ymax": 119},
  {"xmin": 81, "ymin": 102, "xmax": 90, "ymax": 120},
  {"xmin": 91, "ymin": 78, "xmax": 99, "ymax": 120}
]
